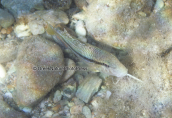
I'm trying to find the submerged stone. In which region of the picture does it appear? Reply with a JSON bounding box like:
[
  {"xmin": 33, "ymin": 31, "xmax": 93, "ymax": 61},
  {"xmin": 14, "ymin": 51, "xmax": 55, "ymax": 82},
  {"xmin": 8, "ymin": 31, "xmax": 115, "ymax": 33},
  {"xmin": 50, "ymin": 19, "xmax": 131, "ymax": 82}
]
[
  {"xmin": 0, "ymin": 9, "xmax": 14, "ymax": 28},
  {"xmin": 53, "ymin": 90, "xmax": 62, "ymax": 103},
  {"xmin": 62, "ymin": 79, "xmax": 76, "ymax": 100},
  {"xmin": 13, "ymin": 36, "xmax": 64, "ymax": 107},
  {"xmin": 1, "ymin": 0, "xmax": 43, "ymax": 17},
  {"xmin": 43, "ymin": 0, "xmax": 72, "ymax": 10},
  {"xmin": 82, "ymin": 106, "xmax": 92, "ymax": 118},
  {"xmin": 76, "ymin": 75, "xmax": 102, "ymax": 103}
]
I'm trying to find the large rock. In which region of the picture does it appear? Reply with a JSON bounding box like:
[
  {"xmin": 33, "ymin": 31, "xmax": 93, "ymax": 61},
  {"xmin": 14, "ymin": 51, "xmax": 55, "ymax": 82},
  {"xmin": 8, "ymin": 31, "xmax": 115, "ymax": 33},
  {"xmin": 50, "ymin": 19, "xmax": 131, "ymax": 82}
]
[
  {"xmin": 0, "ymin": 9, "xmax": 15, "ymax": 28},
  {"xmin": 1, "ymin": 0, "xmax": 43, "ymax": 17},
  {"xmin": 13, "ymin": 36, "xmax": 64, "ymax": 107}
]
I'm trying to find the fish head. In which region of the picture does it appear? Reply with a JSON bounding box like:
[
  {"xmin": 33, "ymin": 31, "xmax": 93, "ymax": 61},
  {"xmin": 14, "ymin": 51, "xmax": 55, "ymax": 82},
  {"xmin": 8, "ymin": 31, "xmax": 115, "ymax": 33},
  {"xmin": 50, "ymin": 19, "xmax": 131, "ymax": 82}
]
[{"xmin": 96, "ymin": 59, "xmax": 128, "ymax": 78}]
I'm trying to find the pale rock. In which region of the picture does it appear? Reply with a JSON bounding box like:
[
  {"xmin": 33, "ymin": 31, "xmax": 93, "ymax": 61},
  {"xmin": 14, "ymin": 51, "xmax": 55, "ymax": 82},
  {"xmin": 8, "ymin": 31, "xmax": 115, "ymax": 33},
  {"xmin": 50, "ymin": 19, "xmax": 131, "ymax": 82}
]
[
  {"xmin": 0, "ymin": 64, "xmax": 6, "ymax": 79},
  {"xmin": 91, "ymin": 98, "xmax": 99, "ymax": 109},
  {"xmin": 75, "ymin": 20, "xmax": 86, "ymax": 37},
  {"xmin": 28, "ymin": 20, "xmax": 45, "ymax": 35},
  {"xmin": 82, "ymin": 106, "xmax": 92, "ymax": 118},
  {"xmin": 154, "ymin": 0, "xmax": 164, "ymax": 13},
  {"xmin": 53, "ymin": 90, "xmax": 62, "ymax": 103},
  {"xmin": 74, "ymin": 0, "xmax": 88, "ymax": 9},
  {"xmin": 44, "ymin": 110, "xmax": 54, "ymax": 118},
  {"xmin": 68, "ymin": 102, "xmax": 75, "ymax": 107},
  {"xmin": 70, "ymin": 105, "xmax": 83, "ymax": 115},
  {"xmin": 76, "ymin": 75, "xmax": 102, "ymax": 103},
  {"xmin": 22, "ymin": 107, "xmax": 32, "ymax": 113},
  {"xmin": 0, "ymin": 9, "xmax": 14, "ymax": 28},
  {"xmin": 14, "ymin": 24, "xmax": 31, "ymax": 37},
  {"xmin": 78, "ymin": 36, "xmax": 87, "ymax": 43},
  {"xmin": 3, "ymin": 92, "xmax": 12, "ymax": 99},
  {"xmin": 105, "ymin": 90, "xmax": 111, "ymax": 100}
]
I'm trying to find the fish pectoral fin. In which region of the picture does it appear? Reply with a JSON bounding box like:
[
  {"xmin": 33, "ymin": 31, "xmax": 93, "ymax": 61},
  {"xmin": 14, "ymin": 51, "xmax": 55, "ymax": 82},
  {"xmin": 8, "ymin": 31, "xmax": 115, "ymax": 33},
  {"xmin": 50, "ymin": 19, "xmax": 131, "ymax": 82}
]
[
  {"xmin": 94, "ymin": 69, "xmax": 100, "ymax": 72},
  {"xmin": 45, "ymin": 24, "xmax": 57, "ymax": 35}
]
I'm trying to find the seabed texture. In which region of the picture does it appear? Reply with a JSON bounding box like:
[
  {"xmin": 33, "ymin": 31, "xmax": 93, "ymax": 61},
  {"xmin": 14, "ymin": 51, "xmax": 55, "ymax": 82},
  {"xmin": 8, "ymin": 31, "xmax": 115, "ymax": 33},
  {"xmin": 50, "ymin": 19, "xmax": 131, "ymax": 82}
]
[{"xmin": 0, "ymin": 0, "xmax": 172, "ymax": 118}]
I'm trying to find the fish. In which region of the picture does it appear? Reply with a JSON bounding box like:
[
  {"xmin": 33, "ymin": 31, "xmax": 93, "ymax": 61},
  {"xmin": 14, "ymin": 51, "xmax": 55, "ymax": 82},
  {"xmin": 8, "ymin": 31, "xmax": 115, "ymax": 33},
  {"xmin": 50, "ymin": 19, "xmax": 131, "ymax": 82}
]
[{"xmin": 45, "ymin": 24, "xmax": 142, "ymax": 82}]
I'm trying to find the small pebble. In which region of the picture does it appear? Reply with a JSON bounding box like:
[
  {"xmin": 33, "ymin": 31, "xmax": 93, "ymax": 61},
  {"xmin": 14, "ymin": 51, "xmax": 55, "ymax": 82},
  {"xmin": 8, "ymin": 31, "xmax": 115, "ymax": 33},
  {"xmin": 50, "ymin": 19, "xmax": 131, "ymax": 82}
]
[
  {"xmin": 53, "ymin": 90, "xmax": 62, "ymax": 103},
  {"xmin": 14, "ymin": 24, "xmax": 31, "ymax": 37},
  {"xmin": 0, "ymin": 34, "xmax": 6, "ymax": 39},
  {"xmin": 6, "ymin": 27, "xmax": 13, "ymax": 34},
  {"xmin": 0, "ymin": 64, "xmax": 6, "ymax": 79},
  {"xmin": 68, "ymin": 102, "xmax": 75, "ymax": 107},
  {"xmin": 3, "ymin": 92, "xmax": 12, "ymax": 99},
  {"xmin": 48, "ymin": 103, "xmax": 52, "ymax": 107},
  {"xmin": 73, "ymin": 97, "xmax": 85, "ymax": 106},
  {"xmin": 52, "ymin": 113, "xmax": 60, "ymax": 118},
  {"xmin": 28, "ymin": 20, "xmax": 45, "ymax": 35},
  {"xmin": 82, "ymin": 106, "xmax": 92, "ymax": 118},
  {"xmin": 91, "ymin": 98, "xmax": 99, "ymax": 109},
  {"xmin": 44, "ymin": 111, "xmax": 54, "ymax": 118},
  {"xmin": 0, "ymin": 9, "xmax": 14, "ymax": 28},
  {"xmin": 105, "ymin": 90, "xmax": 112, "ymax": 100},
  {"xmin": 75, "ymin": 20, "xmax": 86, "ymax": 37},
  {"xmin": 64, "ymin": 106, "xmax": 70, "ymax": 113},
  {"xmin": 1, "ymin": 28, "xmax": 6, "ymax": 34},
  {"xmin": 138, "ymin": 11, "xmax": 147, "ymax": 17},
  {"xmin": 40, "ymin": 101, "xmax": 45, "ymax": 109},
  {"xmin": 22, "ymin": 107, "xmax": 32, "ymax": 113},
  {"xmin": 59, "ymin": 100, "xmax": 69, "ymax": 107},
  {"xmin": 51, "ymin": 104, "xmax": 61, "ymax": 111},
  {"xmin": 62, "ymin": 80, "xmax": 76, "ymax": 99},
  {"xmin": 154, "ymin": 0, "xmax": 164, "ymax": 13},
  {"xmin": 70, "ymin": 105, "xmax": 83, "ymax": 115},
  {"xmin": 74, "ymin": 0, "xmax": 88, "ymax": 9},
  {"xmin": 7, "ymin": 34, "xmax": 11, "ymax": 38},
  {"xmin": 32, "ymin": 116, "xmax": 37, "ymax": 118}
]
